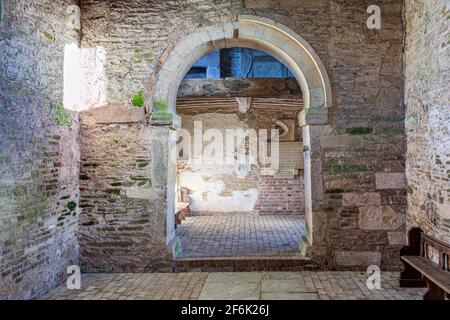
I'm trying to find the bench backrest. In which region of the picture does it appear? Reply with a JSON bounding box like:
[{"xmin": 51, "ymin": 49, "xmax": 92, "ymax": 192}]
[{"xmin": 420, "ymin": 233, "xmax": 450, "ymax": 272}]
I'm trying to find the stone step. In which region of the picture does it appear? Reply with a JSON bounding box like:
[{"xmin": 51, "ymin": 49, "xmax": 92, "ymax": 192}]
[{"xmin": 173, "ymin": 256, "xmax": 319, "ymax": 272}]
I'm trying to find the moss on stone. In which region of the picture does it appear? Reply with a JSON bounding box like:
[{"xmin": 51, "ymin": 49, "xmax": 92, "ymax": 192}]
[
  {"xmin": 405, "ymin": 113, "xmax": 419, "ymax": 122},
  {"xmin": 151, "ymin": 111, "xmax": 174, "ymax": 126},
  {"xmin": 133, "ymin": 49, "xmax": 153, "ymax": 64},
  {"xmin": 106, "ymin": 188, "xmax": 121, "ymax": 195},
  {"xmin": 154, "ymin": 99, "xmax": 168, "ymax": 112},
  {"xmin": 4, "ymin": 240, "xmax": 15, "ymax": 247},
  {"xmin": 350, "ymin": 137, "xmax": 364, "ymax": 150},
  {"xmin": 53, "ymin": 105, "xmax": 72, "ymax": 126},
  {"xmin": 153, "ymin": 111, "xmax": 173, "ymax": 120},
  {"xmin": 379, "ymin": 126, "xmax": 403, "ymax": 134},
  {"xmin": 43, "ymin": 31, "xmax": 55, "ymax": 41},
  {"xmin": 325, "ymin": 189, "xmax": 345, "ymax": 194},
  {"xmin": 67, "ymin": 201, "xmax": 77, "ymax": 211},
  {"xmin": 99, "ymin": 227, "xmax": 115, "ymax": 231},
  {"xmin": 346, "ymin": 127, "xmax": 373, "ymax": 135},
  {"xmin": 369, "ymin": 114, "xmax": 404, "ymax": 122},
  {"xmin": 304, "ymin": 107, "xmax": 310, "ymax": 117},
  {"xmin": 138, "ymin": 161, "xmax": 150, "ymax": 168},
  {"xmin": 82, "ymin": 221, "xmax": 98, "ymax": 226},
  {"xmin": 326, "ymin": 163, "xmax": 373, "ymax": 175},
  {"xmin": 305, "ymin": 223, "xmax": 311, "ymax": 243},
  {"xmin": 132, "ymin": 91, "xmax": 145, "ymax": 108},
  {"xmin": 12, "ymin": 185, "xmax": 27, "ymax": 197},
  {"xmin": 131, "ymin": 176, "xmax": 149, "ymax": 181}
]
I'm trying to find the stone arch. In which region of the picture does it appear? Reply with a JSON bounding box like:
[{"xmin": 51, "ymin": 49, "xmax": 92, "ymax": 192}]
[
  {"xmin": 149, "ymin": 15, "xmax": 332, "ymax": 253},
  {"xmin": 151, "ymin": 15, "xmax": 331, "ymax": 124}
]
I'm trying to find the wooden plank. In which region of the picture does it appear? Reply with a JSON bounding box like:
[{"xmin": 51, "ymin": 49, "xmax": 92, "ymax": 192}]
[
  {"xmin": 176, "ymin": 97, "xmax": 303, "ymax": 115},
  {"xmin": 401, "ymin": 256, "xmax": 450, "ymax": 293},
  {"xmin": 177, "ymin": 77, "xmax": 302, "ymax": 99}
]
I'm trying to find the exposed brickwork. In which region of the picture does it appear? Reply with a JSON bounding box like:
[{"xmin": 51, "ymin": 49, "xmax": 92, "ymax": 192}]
[
  {"xmin": 256, "ymin": 176, "xmax": 304, "ymax": 215},
  {"xmin": 404, "ymin": 0, "xmax": 450, "ymax": 244},
  {"xmin": 251, "ymin": 106, "xmax": 304, "ymax": 215},
  {"xmin": 0, "ymin": 0, "xmax": 80, "ymax": 299}
]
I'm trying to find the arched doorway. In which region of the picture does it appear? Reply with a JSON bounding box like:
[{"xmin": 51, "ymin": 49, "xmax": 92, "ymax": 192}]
[{"xmin": 149, "ymin": 15, "xmax": 332, "ymax": 259}]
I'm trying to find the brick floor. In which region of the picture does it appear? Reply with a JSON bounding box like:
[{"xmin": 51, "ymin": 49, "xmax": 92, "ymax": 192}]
[
  {"xmin": 42, "ymin": 272, "xmax": 426, "ymax": 300},
  {"xmin": 42, "ymin": 273, "xmax": 208, "ymax": 300},
  {"xmin": 176, "ymin": 214, "xmax": 306, "ymax": 258}
]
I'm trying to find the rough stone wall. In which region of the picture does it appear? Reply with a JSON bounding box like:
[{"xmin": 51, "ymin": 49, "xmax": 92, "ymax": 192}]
[
  {"xmin": 79, "ymin": 0, "xmax": 407, "ymax": 270},
  {"xmin": 318, "ymin": 0, "xmax": 406, "ymax": 270},
  {"xmin": 404, "ymin": 1, "xmax": 450, "ymax": 243},
  {"xmin": 79, "ymin": 107, "xmax": 173, "ymax": 272},
  {"xmin": 0, "ymin": 0, "xmax": 80, "ymax": 299}
]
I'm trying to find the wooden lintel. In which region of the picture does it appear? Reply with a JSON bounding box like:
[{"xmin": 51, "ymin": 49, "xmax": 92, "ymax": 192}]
[{"xmin": 177, "ymin": 77, "xmax": 302, "ymax": 99}]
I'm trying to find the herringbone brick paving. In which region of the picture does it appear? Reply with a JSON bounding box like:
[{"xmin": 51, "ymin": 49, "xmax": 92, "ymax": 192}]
[{"xmin": 176, "ymin": 214, "xmax": 306, "ymax": 258}]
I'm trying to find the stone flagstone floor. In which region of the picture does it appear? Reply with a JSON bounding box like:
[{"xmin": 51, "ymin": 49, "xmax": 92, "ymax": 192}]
[
  {"xmin": 42, "ymin": 272, "xmax": 426, "ymax": 300},
  {"xmin": 176, "ymin": 214, "xmax": 306, "ymax": 258}
]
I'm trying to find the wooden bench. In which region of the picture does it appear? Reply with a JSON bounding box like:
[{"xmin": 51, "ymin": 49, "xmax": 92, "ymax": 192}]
[{"xmin": 400, "ymin": 228, "xmax": 450, "ymax": 300}]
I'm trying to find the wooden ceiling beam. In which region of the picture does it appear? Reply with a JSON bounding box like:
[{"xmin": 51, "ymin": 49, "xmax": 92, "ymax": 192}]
[{"xmin": 177, "ymin": 77, "xmax": 302, "ymax": 99}]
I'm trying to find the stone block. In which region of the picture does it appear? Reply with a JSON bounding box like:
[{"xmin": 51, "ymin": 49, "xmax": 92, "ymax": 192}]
[
  {"xmin": 335, "ymin": 251, "xmax": 381, "ymax": 267},
  {"xmin": 375, "ymin": 173, "xmax": 406, "ymax": 190},
  {"xmin": 342, "ymin": 193, "xmax": 381, "ymax": 207},
  {"xmin": 261, "ymin": 280, "xmax": 309, "ymax": 293},
  {"xmin": 320, "ymin": 135, "xmax": 358, "ymax": 149},
  {"xmin": 126, "ymin": 187, "xmax": 158, "ymax": 200},
  {"xmin": 405, "ymin": 113, "xmax": 420, "ymax": 131},
  {"xmin": 304, "ymin": 107, "xmax": 329, "ymax": 125},
  {"xmin": 207, "ymin": 272, "xmax": 262, "ymax": 283},
  {"xmin": 151, "ymin": 111, "xmax": 173, "ymax": 126},
  {"xmin": 80, "ymin": 104, "xmax": 145, "ymax": 125},
  {"xmin": 245, "ymin": 1, "xmax": 269, "ymax": 9},
  {"xmin": 151, "ymin": 141, "xmax": 169, "ymax": 188},
  {"xmin": 199, "ymin": 281, "xmax": 260, "ymax": 300},
  {"xmin": 43, "ymin": 216, "xmax": 58, "ymax": 229},
  {"xmin": 387, "ymin": 232, "xmax": 407, "ymax": 245},
  {"xmin": 261, "ymin": 292, "xmax": 319, "ymax": 300},
  {"xmin": 359, "ymin": 206, "xmax": 405, "ymax": 230}
]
